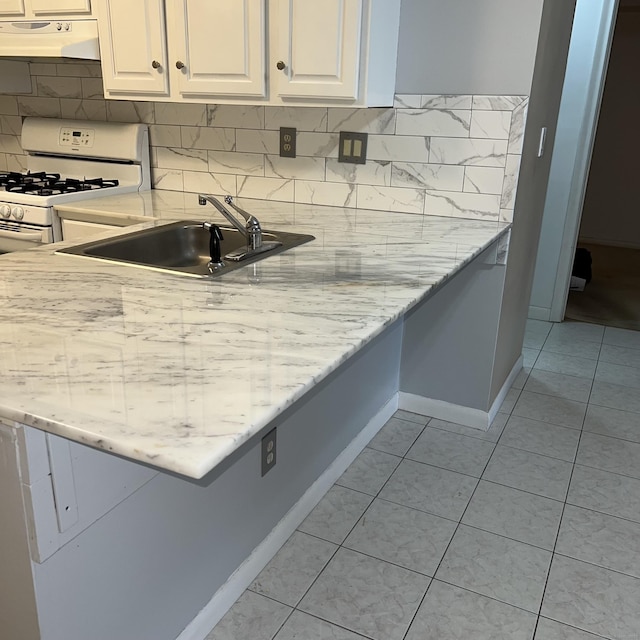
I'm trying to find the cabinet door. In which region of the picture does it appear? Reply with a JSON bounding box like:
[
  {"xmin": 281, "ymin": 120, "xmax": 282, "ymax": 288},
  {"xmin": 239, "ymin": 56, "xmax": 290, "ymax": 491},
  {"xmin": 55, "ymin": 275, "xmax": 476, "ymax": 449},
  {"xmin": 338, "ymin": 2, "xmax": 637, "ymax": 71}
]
[
  {"xmin": 167, "ymin": 0, "xmax": 266, "ymax": 98},
  {"xmin": 275, "ymin": 0, "xmax": 362, "ymax": 100},
  {"xmin": 31, "ymin": 0, "xmax": 91, "ymax": 15},
  {"xmin": 96, "ymin": 0, "xmax": 169, "ymax": 96},
  {"xmin": 0, "ymin": 0, "xmax": 25, "ymax": 16}
]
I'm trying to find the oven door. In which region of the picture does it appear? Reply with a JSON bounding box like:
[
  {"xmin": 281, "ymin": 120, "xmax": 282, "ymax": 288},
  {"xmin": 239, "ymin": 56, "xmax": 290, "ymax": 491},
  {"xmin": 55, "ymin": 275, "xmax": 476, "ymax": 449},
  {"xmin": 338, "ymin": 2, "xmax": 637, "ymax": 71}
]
[{"xmin": 0, "ymin": 222, "xmax": 53, "ymax": 254}]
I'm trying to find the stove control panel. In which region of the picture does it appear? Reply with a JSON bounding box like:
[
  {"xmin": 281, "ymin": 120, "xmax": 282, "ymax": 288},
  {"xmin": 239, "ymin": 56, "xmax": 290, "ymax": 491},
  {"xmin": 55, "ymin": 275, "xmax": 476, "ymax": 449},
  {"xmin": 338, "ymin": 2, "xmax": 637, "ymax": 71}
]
[{"xmin": 59, "ymin": 127, "xmax": 95, "ymax": 149}]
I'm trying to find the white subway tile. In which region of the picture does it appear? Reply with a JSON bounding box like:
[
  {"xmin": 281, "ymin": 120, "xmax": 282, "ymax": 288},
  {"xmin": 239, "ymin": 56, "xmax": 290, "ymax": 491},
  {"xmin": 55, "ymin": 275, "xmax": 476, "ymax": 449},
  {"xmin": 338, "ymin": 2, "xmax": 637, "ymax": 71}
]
[
  {"xmin": 472, "ymin": 95, "xmax": 526, "ymax": 110},
  {"xmin": 425, "ymin": 190, "xmax": 500, "ymax": 220},
  {"xmin": 296, "ymin": 132, "xmax": 340, "ymax": 158},
  {"xmin": 421, "ymin": 95, "xmax": 473, "ymax": 109},
  {"xmin": 56, "ymin": 62, "xmax": 102, "ymax": 78},
  {"xmin": 394, "ymin": 94, "xmax": 422, "ymax": 108},
  {"xmin": 181, "ymin": 126, "xmax": 235, "ymax": 151},
  {"xmin": 151, "ymin": 168, "xmax": 184, "ymax": 191},
  {"xmin": 429, "ymin": 137, "xmax": 508, "ymax": 167},
  {"xmin": 156, "ymin": 147, "xmax": 208, "ymax": 171},
  {"xmin": 463, "ymin": 167, "xmax": 505, "ymax": 194},
  {"xmin": 500, "ymin": 208, "xmax": 514, "ymax": 223},
  {"xmin": 396, "ymin": 109, "xmax": 471, "ymax": 137},
  {"xmin": 325, "ymin": 158, "xmax": 391, "ymax": 186},
  {"xmin": 295, "ymin": 180, "xmax": 356, "ymax": 208},
  {"xmin": 60, "ymin": 99, "xmax": 107, "ymax": 121},
  {"xmin": 155, "ymin": 103, "xmax": 206, "ymax": 126},
  {"xmin": 328, "ymin": 108, "xmax": 396, "ymax": 134},
  {"xmin": 368, "ymin": 135, "xmax": 430, "ymax": 163},
  {"xmin": 106, "ymin": 101, "xmax": 154, "ymax": 123},
  {"xmin": 501, "ymin": 154, "xmax": 522, "ymax": 209},
  {"xmin": 36, "ymin": 77, "xmax": 82, "ymax": 99},
  {"xmin": 392, "ymin": 162, "xmax": 465, "ymax": 191},
  {"xmin": 357, "ymin": 185, "xmax": 425, "ymax": 214},
  {"xmin": 208, "ymin": 150, "xmax": 264, "ymax": 176},
  {"xmin": 17, "ymin": 97, "xmax": 61, "ymax": 117},
  {"xmin": 264, "ymin": 107, "xmax": 328, "ymax": 132},
  {"xmin": 207, "ymin": 105, "xmax": 265, "ymax": 129},
  {"xmin": 470, "ymin": 111, "xmax": 511, "ymax": 139},
  {"xmin": 0, "ymin": 134, "xmax": 22, "ymax": 154},
  {"xmin": 183, "ymin": 171, "xmax": 236, "ymax": 196},
  {"xmin": 0, "ymin": 115, "xmax": 22, "ymax": 136},
  {"xmin": 508, "ymin": 99, "xmax": 529, "ymax": 155},
  {"xmin": 0, "ymin": 96, "xmax": 19, "ymax": 115},
  {"xmin": 236, "ymin": 176, "xmax": 294, "ymax": 202},
  {"xmin": 81, "ymin": 78, "xmax": 104, "ymax": 100},
  {"xmin": 6, "ymin": 154, "xmax": 27, "ymax": 171},
  {"xmin": 31, "ymin": 62, "xmax": 58, "ymax": 76},
  {"xmin": 149, "ymin": 125, "xmax": 182, "ymax": 148},
  {"xmin": 236, "ymin": 129, "xmax": 279, "ymax": 154},
  {"xmin": 265, "ymin": 155, "xmax": 325, "ymax": 181}
]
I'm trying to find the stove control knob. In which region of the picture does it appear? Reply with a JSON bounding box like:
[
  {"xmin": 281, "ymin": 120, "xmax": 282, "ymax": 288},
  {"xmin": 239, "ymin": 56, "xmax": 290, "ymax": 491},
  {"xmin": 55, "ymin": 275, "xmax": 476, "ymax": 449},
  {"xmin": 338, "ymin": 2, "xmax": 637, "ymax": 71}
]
[
  {"xmin": 12, "ymin": 206, "xmax": 24, "ymax": 220},
  {"xmin": 0, "ymin": 204, "xmax": 11, "ymax": 218},
  {"xmin": 56, "ymin": 22, "xmax": 62, "ymax": 31}
]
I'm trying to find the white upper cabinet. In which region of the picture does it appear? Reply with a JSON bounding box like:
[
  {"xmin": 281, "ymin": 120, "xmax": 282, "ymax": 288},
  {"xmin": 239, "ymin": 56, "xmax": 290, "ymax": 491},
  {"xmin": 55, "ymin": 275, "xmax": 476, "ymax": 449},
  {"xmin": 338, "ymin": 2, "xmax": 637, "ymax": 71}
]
[
  {"xmin": 167, "ymin": 0, "xmax": 266, "ymax": 98},
  {"xmin": 96, "ymin": 0, "xmax": 169, "ymax": 95},
  {"xmin": 0, "ymin": 0, "xmax": 91, "ymax": 17},
  {"xmin": 97, "ymin": 0, "xmax": 401, "ymax": 106},
  {"xmin": 275, "ymin": 0, "xmax": 362, "ymax": 100}
]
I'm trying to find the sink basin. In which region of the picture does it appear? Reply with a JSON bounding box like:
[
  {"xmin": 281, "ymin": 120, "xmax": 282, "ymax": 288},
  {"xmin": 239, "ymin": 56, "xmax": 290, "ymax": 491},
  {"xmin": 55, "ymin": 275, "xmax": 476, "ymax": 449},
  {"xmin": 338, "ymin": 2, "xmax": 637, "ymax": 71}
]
[{"xmin": 57, "ymin": 221, "xmax": 315, "ymax": 278}]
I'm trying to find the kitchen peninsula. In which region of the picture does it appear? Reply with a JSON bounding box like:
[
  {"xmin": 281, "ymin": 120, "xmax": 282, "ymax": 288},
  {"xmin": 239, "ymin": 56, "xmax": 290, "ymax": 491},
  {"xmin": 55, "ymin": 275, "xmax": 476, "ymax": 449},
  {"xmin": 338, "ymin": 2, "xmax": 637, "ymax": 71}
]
[{"xmin": 0, "ymin": 192, "xmax": 512, "ymax": 640}]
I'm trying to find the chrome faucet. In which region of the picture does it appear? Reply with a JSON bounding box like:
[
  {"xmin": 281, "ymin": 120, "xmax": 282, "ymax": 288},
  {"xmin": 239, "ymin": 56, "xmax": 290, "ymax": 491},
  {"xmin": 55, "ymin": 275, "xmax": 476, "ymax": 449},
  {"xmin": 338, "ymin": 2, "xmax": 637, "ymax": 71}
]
[{"xmin": 198, "ymin": 194, "xmax": 262, "ymax": 251}]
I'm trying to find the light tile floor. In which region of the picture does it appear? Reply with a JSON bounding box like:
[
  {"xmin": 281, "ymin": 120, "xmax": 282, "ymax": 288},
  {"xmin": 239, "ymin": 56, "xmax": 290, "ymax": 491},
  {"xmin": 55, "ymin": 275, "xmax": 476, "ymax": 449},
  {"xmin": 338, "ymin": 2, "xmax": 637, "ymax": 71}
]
[{"xmin": 206, "ymin": 321, "xmax": 640, "ymax": 640}]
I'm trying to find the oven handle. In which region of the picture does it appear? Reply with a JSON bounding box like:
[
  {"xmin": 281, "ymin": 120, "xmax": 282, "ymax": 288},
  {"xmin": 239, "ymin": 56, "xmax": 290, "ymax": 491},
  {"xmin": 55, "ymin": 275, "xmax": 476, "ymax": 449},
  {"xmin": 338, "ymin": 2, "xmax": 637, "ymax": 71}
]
[{"xmin": 0, "ymin": 229, "xmax": 45, "ymax": 242}]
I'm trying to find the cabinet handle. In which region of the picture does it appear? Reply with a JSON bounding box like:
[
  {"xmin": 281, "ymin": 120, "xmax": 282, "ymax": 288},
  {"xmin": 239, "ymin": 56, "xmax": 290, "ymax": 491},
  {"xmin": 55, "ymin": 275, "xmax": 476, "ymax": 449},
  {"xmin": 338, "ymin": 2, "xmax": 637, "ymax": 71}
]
[
  {"xmin": 151, "ymin": 60, "xmax": 161, "ymax": 70},
  {"xmin": 176, "ymin": 61, "xmax": 185, "ymax": 70},
  {"xmin": 276, "ymin": 60, "xmax": 286, "ymax": 71}
]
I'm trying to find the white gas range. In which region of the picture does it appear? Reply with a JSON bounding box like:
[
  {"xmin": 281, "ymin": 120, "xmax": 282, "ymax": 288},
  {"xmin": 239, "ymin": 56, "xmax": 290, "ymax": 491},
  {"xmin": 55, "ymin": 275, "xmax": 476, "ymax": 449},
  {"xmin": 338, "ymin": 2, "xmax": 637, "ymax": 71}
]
[{"xmin": 0, "ymin": 117, "xmax": 150, "ymax": 254}]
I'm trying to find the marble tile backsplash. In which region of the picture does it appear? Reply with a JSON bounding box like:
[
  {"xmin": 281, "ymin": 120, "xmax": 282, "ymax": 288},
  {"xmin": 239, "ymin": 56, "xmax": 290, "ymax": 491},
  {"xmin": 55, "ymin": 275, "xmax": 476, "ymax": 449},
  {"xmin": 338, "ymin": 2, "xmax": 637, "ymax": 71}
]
[{"xmin": 0, "ymin": 61, "xmax": 528, "ymax": 223}]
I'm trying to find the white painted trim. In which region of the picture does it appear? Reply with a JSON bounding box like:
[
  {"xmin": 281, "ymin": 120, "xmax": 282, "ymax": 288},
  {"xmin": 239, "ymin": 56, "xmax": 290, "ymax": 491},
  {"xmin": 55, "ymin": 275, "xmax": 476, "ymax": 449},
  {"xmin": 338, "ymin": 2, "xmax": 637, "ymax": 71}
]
[
  {"xmin": 487, "ymin": 355, "xmax": 523, "ymax": 424},
  {"xmin": 175, "ymin": 393, "xmax": 399, "ymax": 640},
  {"xmin": 398, "ymin": 356, "xmax": 522, "ymax": 432},
  {"xmin": 528, "ymin": 305, "xmax": 552, "ymax": 322},
  {"xmin": 398, "ymin": 392, "xmax": 490, "ymax": 431}
]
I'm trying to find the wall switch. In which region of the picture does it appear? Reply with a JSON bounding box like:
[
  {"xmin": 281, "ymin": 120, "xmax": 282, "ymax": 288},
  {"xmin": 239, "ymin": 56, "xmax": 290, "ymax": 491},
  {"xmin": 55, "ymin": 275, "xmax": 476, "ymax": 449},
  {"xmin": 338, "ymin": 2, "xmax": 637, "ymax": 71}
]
[
  {"xmin": 338, "ymin": 131, "xmax": 368, "ymax": 164},
  {"xmin": 261, "ymin": 427, "xmax": 277, "ymax": 476},
  {"xmin": 279, "ymin": 127, "xmax": 296, "ymax": 158}
]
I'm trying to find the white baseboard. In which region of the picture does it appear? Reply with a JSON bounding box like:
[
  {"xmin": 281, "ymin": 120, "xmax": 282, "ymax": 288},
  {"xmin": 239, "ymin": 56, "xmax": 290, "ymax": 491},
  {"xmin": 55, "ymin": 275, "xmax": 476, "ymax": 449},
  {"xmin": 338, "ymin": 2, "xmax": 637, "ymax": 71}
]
[
  {"xmin": 398, "ymin": 356, "xmax": 522, "ymax": 432},
  {"xmin": 175, "ymin": 394, "xmax": 399, "ymax": 640},
  {"xmin": 528, "ymin": 305, "xmax": 552, "ymax": 321}
]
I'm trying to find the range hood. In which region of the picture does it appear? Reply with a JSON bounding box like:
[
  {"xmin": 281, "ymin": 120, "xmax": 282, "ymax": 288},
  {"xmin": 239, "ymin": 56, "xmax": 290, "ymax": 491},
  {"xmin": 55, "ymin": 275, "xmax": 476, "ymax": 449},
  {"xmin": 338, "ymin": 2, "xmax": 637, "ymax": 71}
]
[{"xmin": 0, "ymin": 19, "xmax": 100, "ymax": 60}]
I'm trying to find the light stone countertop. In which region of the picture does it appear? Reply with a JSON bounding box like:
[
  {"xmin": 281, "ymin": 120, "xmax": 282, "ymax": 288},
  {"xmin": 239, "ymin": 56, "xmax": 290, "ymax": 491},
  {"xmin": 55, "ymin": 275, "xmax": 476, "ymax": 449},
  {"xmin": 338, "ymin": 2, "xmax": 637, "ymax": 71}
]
[{"xmin": 1, "ymin": 191, "xmax": 509, "ymax": 478}]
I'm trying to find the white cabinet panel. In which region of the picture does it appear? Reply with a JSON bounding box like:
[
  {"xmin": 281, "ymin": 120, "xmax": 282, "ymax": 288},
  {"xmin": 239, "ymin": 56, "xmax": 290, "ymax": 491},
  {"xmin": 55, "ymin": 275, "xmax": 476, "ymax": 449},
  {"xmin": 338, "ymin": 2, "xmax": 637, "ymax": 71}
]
[
  {"xmin": 31, "ymin": 0, "xmax": 91, "ymax": 15},
  {"xmin": 275, "ymin": 0, "xmax": 362, "ymax": 100},
  {"xmin": 97, "ymin": 0, "xmax": 169, "ymax": 96},
  {"xmin": 0, "ymin": 0, "xmax": 25, "ymax": 16},
  {"xmin": 167, "ymin": 0, "xmax": 266, "ymax": 98}
]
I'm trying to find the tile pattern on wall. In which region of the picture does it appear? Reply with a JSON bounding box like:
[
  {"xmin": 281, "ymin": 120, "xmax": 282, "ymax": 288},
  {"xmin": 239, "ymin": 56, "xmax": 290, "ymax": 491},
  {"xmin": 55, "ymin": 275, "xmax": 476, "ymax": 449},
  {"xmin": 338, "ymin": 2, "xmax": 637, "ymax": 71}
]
[{"xmin": 0, "ymin": 61, "xmax": 528, "ymax": 223}]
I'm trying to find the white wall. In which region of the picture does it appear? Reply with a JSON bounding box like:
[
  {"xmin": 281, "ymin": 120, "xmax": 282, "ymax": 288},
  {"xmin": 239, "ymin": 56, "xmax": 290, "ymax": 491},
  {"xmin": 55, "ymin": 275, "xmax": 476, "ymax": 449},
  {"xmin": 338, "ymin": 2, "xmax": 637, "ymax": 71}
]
[{"xmin": 395, "ymin": 0, "xmax": 544, "ymax": 95}]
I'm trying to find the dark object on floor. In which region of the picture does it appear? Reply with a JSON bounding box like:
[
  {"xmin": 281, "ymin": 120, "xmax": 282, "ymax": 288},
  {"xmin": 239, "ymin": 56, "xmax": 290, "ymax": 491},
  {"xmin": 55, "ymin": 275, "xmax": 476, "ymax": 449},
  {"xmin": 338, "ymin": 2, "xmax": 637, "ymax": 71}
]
[{"xmin": 572, "ymin": 247, "xmax": 592, "ymax": 284}]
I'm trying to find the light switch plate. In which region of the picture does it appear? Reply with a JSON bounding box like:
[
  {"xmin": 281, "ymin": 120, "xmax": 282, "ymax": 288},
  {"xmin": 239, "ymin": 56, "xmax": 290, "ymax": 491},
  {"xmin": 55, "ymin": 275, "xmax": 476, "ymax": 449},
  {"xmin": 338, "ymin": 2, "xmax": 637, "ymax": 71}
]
[{"xmin": 338, "ymin": 131, "xmax": 368, "ymax": 164}]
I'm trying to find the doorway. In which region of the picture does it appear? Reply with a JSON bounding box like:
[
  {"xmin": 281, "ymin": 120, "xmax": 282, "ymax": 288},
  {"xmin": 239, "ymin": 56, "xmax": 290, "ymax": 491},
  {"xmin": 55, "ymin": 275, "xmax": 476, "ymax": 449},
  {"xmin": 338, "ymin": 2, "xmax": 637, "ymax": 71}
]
[{"xmin": 565, "ymin": 3, "xmax": 640, "ymax": 331}]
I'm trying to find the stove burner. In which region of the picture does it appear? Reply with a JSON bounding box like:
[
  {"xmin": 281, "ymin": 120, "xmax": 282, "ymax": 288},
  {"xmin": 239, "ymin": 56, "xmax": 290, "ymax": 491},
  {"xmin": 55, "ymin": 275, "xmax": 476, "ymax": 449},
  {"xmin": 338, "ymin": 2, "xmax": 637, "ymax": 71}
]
[{"xmin": 1, "ymin": 172, "xmax": 120, "ymax": 197}]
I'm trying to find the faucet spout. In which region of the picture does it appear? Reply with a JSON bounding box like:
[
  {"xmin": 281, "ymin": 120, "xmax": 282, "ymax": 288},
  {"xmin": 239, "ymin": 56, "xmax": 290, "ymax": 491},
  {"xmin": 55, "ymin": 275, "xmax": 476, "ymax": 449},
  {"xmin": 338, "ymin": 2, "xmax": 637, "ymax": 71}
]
[{"xmin": 198, "ymin": 194, "xmax": 263, "ymax": 251}]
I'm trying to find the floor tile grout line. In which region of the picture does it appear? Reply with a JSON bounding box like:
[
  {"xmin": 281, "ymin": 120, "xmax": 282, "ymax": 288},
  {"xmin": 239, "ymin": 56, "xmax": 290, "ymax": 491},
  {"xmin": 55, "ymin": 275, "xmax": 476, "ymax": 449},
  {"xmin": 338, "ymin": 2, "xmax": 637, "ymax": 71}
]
[
  {"xmin": 552, "ymin": 550, "xmax": 640, "ymax": 584},
  {"xmin": 398, "ymin": 430, "xmax": 502, "ymax": 639},
  {"xmin": 533, "ymin": 368, "xmax": 592, "ymax": 628},
  {"xmin": 564, "ymin": 495, "xmax": 640, "ymax": 527},
  {"xmin": 537, "ymin": 615, "xmax": 612, "ymax": 640}
]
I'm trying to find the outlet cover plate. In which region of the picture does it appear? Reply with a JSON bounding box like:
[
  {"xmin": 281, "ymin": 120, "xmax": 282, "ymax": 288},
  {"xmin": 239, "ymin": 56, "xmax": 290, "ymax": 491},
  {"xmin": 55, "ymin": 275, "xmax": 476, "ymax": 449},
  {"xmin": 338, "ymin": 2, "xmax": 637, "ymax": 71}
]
[{"xmin": 338, "ymin": 131, "xmax": 368, "ymax": 164}]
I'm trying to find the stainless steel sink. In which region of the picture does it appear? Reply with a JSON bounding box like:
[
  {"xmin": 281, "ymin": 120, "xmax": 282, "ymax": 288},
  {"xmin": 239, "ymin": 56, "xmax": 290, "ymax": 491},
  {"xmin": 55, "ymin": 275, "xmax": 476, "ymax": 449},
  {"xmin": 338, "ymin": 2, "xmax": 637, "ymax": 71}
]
[{"xmin": 57, "ymin": 221, "xmax": 315, "ymax": 278}]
